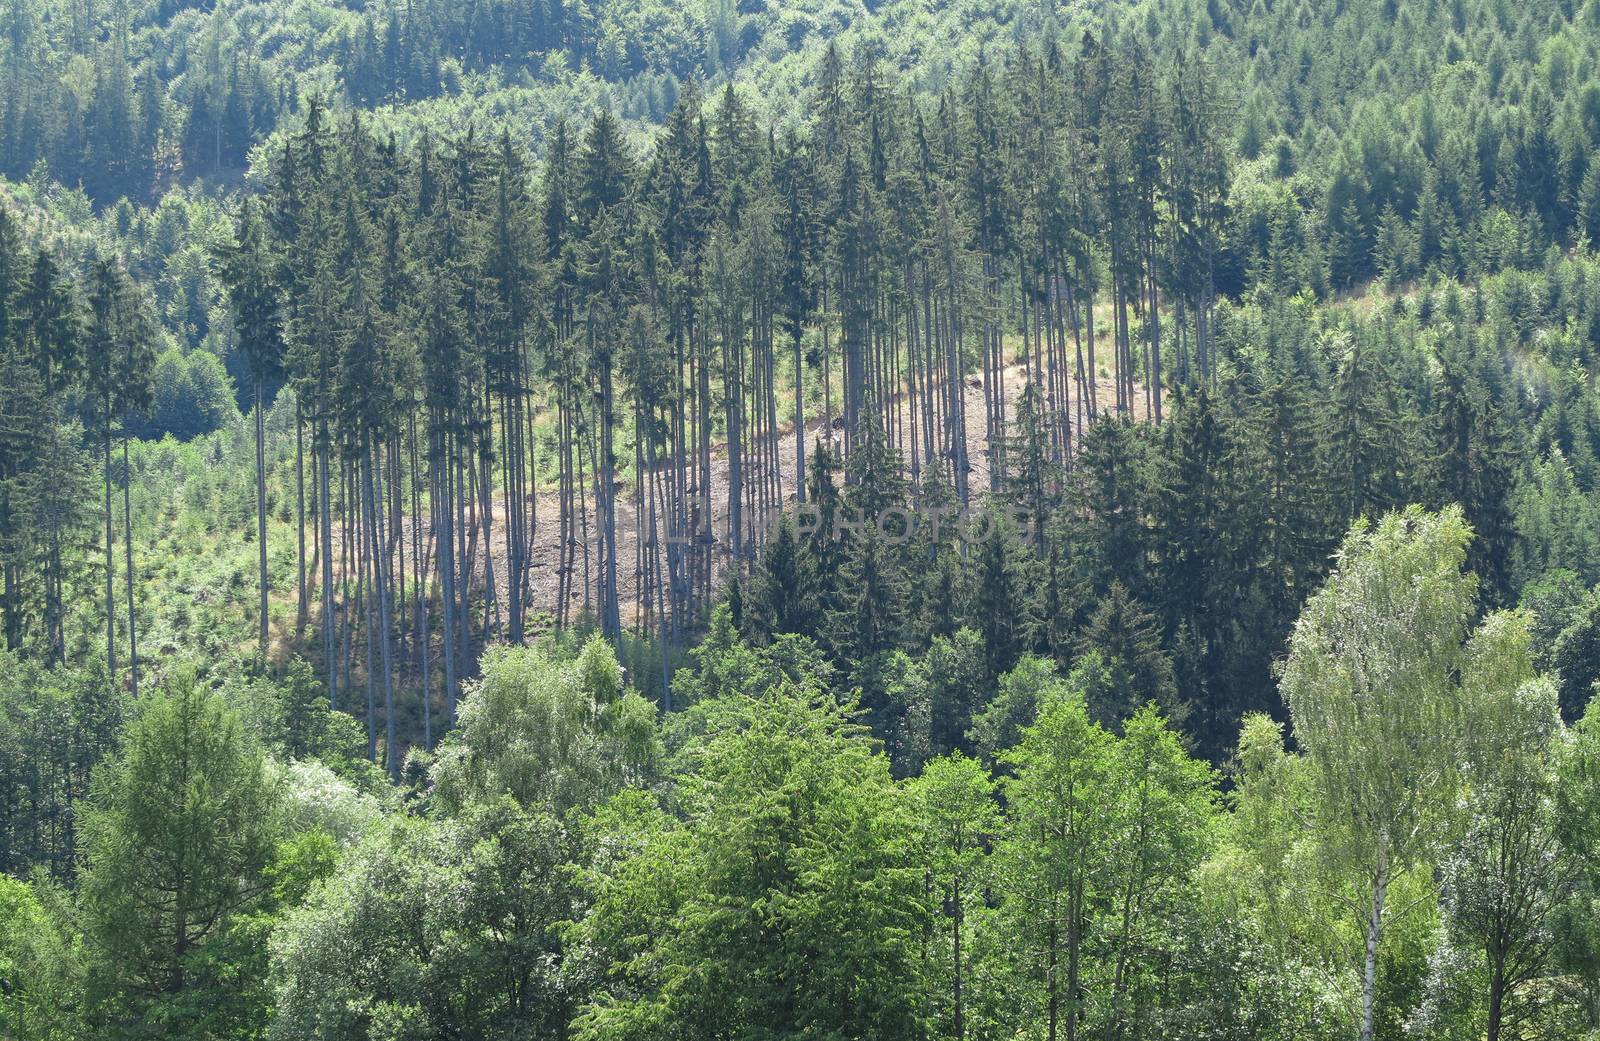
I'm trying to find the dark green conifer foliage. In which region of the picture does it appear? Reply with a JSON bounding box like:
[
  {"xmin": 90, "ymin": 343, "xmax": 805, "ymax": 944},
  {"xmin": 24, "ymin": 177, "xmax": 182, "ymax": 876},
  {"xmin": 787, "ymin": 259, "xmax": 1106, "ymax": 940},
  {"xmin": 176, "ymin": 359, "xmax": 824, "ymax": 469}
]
[
  {"xmin": 747, "ymin": 514, "xmax": 819, "ymax": 642},
  {"xmin": 1430, "ymin": 346, "xmax": 1519, "ymax": 607},
  {"xmin": 1075, "ymin": 580, "xmax": 1181, "ymax": 727},
  {"xmin": 1069, "ymin": 417, "xmax": 1149, "ymax": 597},
  {"xmin": 968, "ymin": 512, "xmax": 1040, "ymax": 681}
]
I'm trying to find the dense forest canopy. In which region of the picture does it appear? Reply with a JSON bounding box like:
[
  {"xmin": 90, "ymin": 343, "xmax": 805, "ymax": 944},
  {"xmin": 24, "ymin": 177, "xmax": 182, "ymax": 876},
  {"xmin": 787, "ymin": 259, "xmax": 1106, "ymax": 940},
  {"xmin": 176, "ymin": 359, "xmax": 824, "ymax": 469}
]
[{"xmin": 6, "ymin": 0, "xmax": 1600, "ymax": 1039}]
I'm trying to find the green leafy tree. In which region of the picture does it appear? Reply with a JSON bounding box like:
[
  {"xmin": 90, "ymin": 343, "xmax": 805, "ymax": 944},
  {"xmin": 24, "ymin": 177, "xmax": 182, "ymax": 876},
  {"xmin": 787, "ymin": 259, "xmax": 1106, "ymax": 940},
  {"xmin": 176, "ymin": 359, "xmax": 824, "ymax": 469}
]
[
  {"xmin": 271, "ymin": 801, "xmax": 574, "ymax": 1041},
  {"xmin": 430, "ymin": 636, "xmax": 660, "ymax": 816},
  {"xmin": 574, "ymin": 684, "xmax": 929, "ymax": 1041},
  {"xmin": 79, "ymin": 666, "xmax": 284, "ymax": 1031},
  {"xmin": 0, "ymin": 875, "xmax": 81, "ymax": 1041},
  {"xmin": 907, "ymin": 753, "xmax": 999, "ymax": 1041},
  {"xmin": 1280, "ymin": 506, "xmax": 1476, "ymax": 1041},
  {"xmin": 995, "ymin": 686, "xmax": 1116, "ymax": 1041},
  {"xmin": 1435, "ymin": 611, "xmax": 1568, "ymax": 1041},
  {"xmin": 1554, "ymin": 699, "xmax": 1600, "ymax": 1033},
  {"xmin": 1099, "ymin": 705, "xmax": 1218, "ymax": 1038}
]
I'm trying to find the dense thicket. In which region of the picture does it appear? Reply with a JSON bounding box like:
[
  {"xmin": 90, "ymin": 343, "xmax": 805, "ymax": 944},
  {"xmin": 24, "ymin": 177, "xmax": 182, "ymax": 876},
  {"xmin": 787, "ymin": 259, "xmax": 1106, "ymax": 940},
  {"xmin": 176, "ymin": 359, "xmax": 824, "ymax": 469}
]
[{"xmin": 6, "ymin": 525, "xmax": 1600, "ymax": 1040}]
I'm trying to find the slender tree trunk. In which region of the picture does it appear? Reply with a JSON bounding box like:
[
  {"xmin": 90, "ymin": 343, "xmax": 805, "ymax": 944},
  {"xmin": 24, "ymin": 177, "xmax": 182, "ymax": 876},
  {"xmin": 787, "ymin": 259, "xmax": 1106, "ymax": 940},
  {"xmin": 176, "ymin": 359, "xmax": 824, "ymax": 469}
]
[
  {"xmin": 1067, "ymin": 884, "xmax": 1082, "ymax": 1041},
  {"xmin": 104, "ymin": 430, "xmax": 116, "ymax": 682},
  {"xmin": 952, "ymin": 877, "xmax": 965, "ymax": 1041},
  {"xmin": 255, "ymin": 379, "xmax": 269, "ymax": 661},
  {"xmin": 123, "ymin": 434, "xmax": 138, "ymax": 698},
  {"xmin": 794, "ymin": 323, "xmax": 806, "ymax": 503},
  {"xmin": 1085, "ymin": 280, "xmax": 1098, "ymax": 419},
  {"xmin": 319, "ymin": 431, "xmax": 336, "ymax": 709},
  {"xmin": 44, "ymin": 541, "xmax": 61, "ymax": 663},
  {"xmin": 1486, "ymin": 961, "xmax": 1505, "ymax": 1041},
  {"xmin": 436, "ymin": 424, "xmax": 458, "ymax": 724},
  {"xmin": 1360, "ymin": 848, "xmax": 1390, "ymax": 1041},
  {"xmin": 599, "ymin": 351, "xmax": 621, "ymax": 640},
  {"xmin": 454, "ymin": 431, "xmax": 472, "ymax": 682},
  {"xmin": 475, "ymin": 425, "xmax": 500, "ymax": 642},
  {"xmin": 359, "ymin": 481, "xmax": 375, "ymax": 762},
  {"xmin": 363, "ymin": 440, "xmax": 398, "ymax": 779},
  {"xmin": 2, "ymin": 564, "xmax": 18, "ymax": 655},
  {"xmin": 296, "ymin": 405, "xmax": 308, "ymax": 633},
  {"xmin": 1048, "ymin": 915, "xmax": 1060, "ymax": 1041}
]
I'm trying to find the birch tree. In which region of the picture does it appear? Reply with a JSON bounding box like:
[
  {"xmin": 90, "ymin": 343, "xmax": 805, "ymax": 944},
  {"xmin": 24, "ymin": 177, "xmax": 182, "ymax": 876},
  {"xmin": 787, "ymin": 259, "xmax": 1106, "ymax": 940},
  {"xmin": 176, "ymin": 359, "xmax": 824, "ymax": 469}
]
[{"xmin": 1280, "ymin": 505, "xmax": 1475, "ymax": 1041}]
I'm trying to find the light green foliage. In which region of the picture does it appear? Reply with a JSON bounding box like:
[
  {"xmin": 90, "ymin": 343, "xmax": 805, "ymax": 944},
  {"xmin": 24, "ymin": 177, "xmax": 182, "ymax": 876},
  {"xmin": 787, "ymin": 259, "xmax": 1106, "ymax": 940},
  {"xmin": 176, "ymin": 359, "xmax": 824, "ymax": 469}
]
[
  {"xmin": 662, "ymin": 604, "xmax": 837, "ymax": 765},
  {"xmin": 0, "ymin": 874, "xmax": 80, "ymax": 1041},
  {"xmin": 270, "ymin": 799, "xmax": 573, "ymax": 1041},
  {"xmin": 1281, "ymin": 506, "xmax": 1477, "ymax": 872},
  {"xmin": 686, "ymin": 603, "xmax": 838, "ymax": 701},
  {"xmin": 110, "ymin": 397, "xmax": 303, "ymax": 666},
  {"xmin": 431, "ymin": 636, "xmax": 661, "ymax": 816},
  {"xmin": 1554, "ymin": 702, "xmax": 1600, "ymax": 1027},
  {"xmin": 991, "ymin": 687, "xmax": 1113, "ymax": 1039},
  {"xmin": 967, "ymin": 654, "xmax": 1076, "ymax": 766},
  {"xmin": 1430, "ymin": 610, "xmax": 1566, "ymax": 1039},
  {"xmin": 574, "ymin": 683, "xmax": 929, "ymax": 1041},
  {"xmin": 1216, "ymin": 714, "xmax": 1348, "ymax": 969},
  {"xmin": 1281, "ymin": 506, "xmax": 1478, "ymax": 1040},
  {"xmin": 8, "ymin": 1, "xmax": 1600, "ymax": 1038},
  {"xmin": 1277, "ymin": 507, "xmax": 1593, "ymax": 1041},
  {"xmin": 277, "ymin": 759, "xmax": 385, "ymax": 848},
  {"xmin": 149, "ymin": 827, "xmax": 340, "ymax": 1041},
  {"xmin": 134, "ymin": 348, "xmax": 241, "ymax": 441},
  {"xmin": 992, "ymin": 693, "xmax": 1218, "ymax": 1040},
  {"xmin": 1098, "ymin": 706, "xmax": 1219, "ymax": 1027},
  {"xmin": 906, "ymin": 754, "xmax": 999, "ymax": 1041}
]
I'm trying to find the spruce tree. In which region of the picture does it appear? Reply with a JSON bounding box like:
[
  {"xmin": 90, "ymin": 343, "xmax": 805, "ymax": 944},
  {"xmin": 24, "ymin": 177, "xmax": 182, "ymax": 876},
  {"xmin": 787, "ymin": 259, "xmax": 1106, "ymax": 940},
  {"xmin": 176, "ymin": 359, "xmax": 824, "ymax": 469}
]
[
  {"xmin": 220, "ymin": 202, "xmax": 285, "ymax": 662},
  {"xmin": 84, "ymin": 260, "xmax": 153, "ymax": 694}
]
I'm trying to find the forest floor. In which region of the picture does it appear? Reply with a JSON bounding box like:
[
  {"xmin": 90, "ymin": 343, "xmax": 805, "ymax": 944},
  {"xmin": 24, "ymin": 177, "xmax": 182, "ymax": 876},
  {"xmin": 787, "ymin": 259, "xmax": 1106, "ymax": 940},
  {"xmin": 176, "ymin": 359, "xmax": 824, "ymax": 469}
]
[
  {"xmin": 484, "ymin": 364, "xmax": 1155, "ymax": 627},
  {"xmin": 256, "ymin": 360, "xmax": 1153, "ymax": 690},
  {"xmin": 257, "ymin": 361, "xmax": 1154, "ymax": 669}
]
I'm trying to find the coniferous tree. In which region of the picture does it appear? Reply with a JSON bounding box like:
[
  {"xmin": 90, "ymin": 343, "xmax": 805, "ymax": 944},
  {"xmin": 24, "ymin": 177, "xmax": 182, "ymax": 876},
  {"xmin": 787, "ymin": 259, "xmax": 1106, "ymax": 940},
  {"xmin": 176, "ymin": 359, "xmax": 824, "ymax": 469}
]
[
  {"xmin": 84, "ymin": 260, "xmax": 153, "ymax": 694},
  {"xmin": 220, "ymin": 202, "xmax": 285, "ymax": 662},
  {"xmin": 968, "ymin": 512, "xmax": 1040, "ymax": 681},
  {"xmin": 79, "ymin": 667, "xmax": 280, "ymax": 1018}
]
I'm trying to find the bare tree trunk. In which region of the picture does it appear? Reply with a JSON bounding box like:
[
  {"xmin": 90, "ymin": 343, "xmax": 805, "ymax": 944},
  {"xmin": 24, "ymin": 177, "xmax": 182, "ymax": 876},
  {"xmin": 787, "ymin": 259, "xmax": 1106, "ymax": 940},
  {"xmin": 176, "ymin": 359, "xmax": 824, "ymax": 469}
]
[
  {"xmin": 104, "ymin": 431, "xmax": 117, "ymax": 683},
  {"xmin": 1360, "ymin": 848, "xmax": 1390, "ymax": 1041},
  {"xmin": 255, "ymin": 379, "xmax": 269, "ymax": 661},
  {"xmin": 319, "ymin": 430, "xmax": 336, "ymax": 709},
  {"xmin": 296, "ymin": 405, "xmax": 308, "ymax": 633},
  {"xmin": 363, "ymin": 440, "xmax": 398, "ymax": 779},
  {"xmin": 436, "ymin": 424, "xmax": 458, "ymax": 724},
  {"xmin": 123, "ymin": 434, "xmax": 138, "ymax": 697}
]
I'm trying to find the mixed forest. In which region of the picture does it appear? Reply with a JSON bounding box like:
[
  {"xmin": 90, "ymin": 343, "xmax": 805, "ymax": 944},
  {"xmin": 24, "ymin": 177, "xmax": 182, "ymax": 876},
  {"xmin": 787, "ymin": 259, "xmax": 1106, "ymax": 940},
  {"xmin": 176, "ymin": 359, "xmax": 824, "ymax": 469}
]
[{"xmin": 8, "ymin": 0, "xmax": 1600, "ymax": 1039}]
